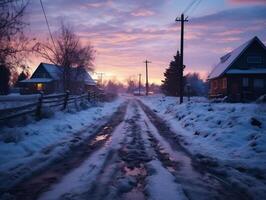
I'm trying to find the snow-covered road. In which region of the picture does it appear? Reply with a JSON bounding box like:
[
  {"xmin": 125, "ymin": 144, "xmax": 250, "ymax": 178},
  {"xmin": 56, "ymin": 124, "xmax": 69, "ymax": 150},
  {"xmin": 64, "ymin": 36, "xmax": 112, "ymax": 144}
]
[{"xmin": 2, "ymin": 98, "xmax": 251, "ymax": 200}]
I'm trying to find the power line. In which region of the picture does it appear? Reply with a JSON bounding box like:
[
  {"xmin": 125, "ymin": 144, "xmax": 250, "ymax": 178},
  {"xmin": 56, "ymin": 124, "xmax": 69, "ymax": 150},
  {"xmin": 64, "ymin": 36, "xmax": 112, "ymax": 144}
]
[
  {"xmin": 187, "ymin": 0, "xmax": 202, "ymax": 16},
  {"xmin": 183, "ymin": 0, "xmax": 198, "ymax": 14},
  {"xmin": 40, "ymin": 0, "xmax": 56, "ymax": 49}
]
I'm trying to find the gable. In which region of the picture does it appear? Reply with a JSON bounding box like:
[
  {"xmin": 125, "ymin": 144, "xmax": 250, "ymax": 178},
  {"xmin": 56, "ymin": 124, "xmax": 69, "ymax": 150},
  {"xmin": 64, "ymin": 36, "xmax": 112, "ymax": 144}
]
[
  {"xmin": 230, "ymin": 39, "xmax": 266, "ymax": 70},
  {"xmin": 208, "ymin": 36, "xmax": 266, "ymax": 80},
  {"xmin": 31, "ymin": 64, "xmax": 52, "ymax": 79},
  {"xmin": 41, "ymin": 63, "xmax": 63, "ymax": 80}
]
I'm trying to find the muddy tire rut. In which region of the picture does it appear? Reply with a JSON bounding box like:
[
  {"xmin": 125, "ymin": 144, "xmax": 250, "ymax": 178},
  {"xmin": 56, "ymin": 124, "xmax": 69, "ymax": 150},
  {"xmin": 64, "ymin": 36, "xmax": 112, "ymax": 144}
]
[{"xmin": 3, "ymin": 102, "xmax": 128, "ymax": 200}]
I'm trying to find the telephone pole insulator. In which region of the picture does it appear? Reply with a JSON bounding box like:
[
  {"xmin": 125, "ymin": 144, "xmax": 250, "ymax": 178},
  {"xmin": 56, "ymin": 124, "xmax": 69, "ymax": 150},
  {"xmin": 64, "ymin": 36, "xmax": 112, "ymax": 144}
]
[{"xmin": 175, "ymin": 13, "xmax": 188, "ymax": 104}]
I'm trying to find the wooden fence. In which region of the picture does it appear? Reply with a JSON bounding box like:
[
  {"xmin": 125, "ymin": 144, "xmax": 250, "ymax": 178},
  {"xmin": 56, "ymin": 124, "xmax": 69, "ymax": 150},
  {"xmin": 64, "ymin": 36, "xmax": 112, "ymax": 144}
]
[{"xmin": 0, "ymin": 91, "xmax": 100, "ymax": 123}]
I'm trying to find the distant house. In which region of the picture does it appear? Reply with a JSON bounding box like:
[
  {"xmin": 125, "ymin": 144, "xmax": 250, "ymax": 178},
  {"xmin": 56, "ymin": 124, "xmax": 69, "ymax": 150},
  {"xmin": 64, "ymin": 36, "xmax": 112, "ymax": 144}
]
[
  {"xmin": 208, "ymin": 36, "xmax": 266, "ymax": 102},
  {"xmin": 20, "ymin": 63, "xmax": 96, "ymax": 94}
]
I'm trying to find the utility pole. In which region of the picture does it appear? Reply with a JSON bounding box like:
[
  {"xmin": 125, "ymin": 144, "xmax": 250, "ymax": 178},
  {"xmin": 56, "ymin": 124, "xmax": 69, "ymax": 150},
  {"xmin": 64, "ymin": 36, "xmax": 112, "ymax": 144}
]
[
  {"xmin": 144, "ymin": 60, "xmax": 151, "ymax": 96},
  {"xmin": 138, "ymin": 74, "xmax": 142, "ymax": 96},
  {"xmin": 176, "ymin": 13, "xmax": 188, "ymax": 104},
  {"xmin": 96, "ymin": 72, "xmax": 104, "ymax": 86}
]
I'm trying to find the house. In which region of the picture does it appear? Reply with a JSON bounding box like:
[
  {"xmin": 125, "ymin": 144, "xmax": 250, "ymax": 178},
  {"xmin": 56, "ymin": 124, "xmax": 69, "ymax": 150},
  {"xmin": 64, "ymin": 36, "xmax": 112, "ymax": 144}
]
[
  {"xmin": 208, "ymin": 36, "xmax": 266, "ymax": 102},
  {"xmin": 20, "ymin": 63, "xmax": 96, "ymax": 94}
]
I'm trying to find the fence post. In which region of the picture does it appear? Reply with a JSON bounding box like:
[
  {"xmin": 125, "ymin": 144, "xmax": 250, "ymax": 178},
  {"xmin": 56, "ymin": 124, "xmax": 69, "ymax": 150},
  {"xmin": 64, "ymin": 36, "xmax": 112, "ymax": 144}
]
[
  {"xmin": 63, "ymin": 91, "xmax": 69, "ymax": 110},
  {"xmin": 36, "ymin": 92, "xmax": 43, "ymax": 120}
]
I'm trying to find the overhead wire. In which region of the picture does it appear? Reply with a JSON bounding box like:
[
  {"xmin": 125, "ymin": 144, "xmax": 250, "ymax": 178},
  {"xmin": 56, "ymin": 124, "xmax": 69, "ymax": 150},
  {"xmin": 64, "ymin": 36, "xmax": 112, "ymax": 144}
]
[
  {"xmin": 187, "ymin": 0, "xmax": 202, "ymax": 17},
  {"xmin": 183, "ymin": 0, "xmax": 198, "ymax": 15},
  {"xmin": 39, "ymin": 0, "xmax": 56, "ymax": 50}
]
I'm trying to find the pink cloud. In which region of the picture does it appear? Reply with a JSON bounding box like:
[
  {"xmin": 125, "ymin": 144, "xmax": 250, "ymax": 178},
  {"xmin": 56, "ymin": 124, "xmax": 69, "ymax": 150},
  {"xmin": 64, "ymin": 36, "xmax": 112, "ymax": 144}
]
[
  {"xmin": 229, "ymin": 0, "xmax": 266, "ymax": 4},
  {"xmin": 131, "ymin": 9, "xmax": 155, "ymax": 17}
]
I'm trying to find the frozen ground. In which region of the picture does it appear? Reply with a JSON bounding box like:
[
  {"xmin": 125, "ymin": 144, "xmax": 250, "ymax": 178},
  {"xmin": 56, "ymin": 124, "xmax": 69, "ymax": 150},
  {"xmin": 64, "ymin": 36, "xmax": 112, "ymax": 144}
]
[{"xmin": 140, "ymin": 95, "xmax": 266, "ymax": 199}]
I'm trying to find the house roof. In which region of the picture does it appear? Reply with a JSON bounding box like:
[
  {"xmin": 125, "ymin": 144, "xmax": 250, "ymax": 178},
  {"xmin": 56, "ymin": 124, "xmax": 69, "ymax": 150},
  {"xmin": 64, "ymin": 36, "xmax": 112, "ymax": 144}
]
[
  {"xmin": 20, "ymin": 78, "xmax": 53, "ymax": 83},
  {"xmin": 41, "ymin": 63, "xmax": 63, "ymax": 80},
  {"xmin": 26, "ymin": 63, "xmax": 96, "ymax": 85},
  {"xmin": 208, "ymin": 36, "xmax": 266, "ymax": 80},
  {"xmin": 70, "ymin": 67, "xmax": 96, "ymax": 85}
]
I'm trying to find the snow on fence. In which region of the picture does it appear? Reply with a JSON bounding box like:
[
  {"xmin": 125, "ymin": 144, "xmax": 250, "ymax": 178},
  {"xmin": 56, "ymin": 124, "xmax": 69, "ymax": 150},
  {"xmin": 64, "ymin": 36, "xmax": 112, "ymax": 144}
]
[{"xmin": 0, "ymin": 91, "xmax": 100, "ymax": 123}]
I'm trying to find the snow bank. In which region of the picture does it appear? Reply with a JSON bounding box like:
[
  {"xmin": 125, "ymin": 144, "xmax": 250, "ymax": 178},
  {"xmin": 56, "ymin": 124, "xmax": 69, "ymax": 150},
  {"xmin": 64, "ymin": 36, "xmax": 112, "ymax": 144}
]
[{"xmin": 140, "ymin": 95, "xmax": 266, "ymax": 171}]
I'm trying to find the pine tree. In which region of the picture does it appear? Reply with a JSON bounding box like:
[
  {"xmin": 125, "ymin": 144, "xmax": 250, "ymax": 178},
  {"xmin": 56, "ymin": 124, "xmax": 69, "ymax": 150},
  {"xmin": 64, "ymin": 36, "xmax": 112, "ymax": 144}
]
[
  {"xmin": 0, "ymin": 64, "xmax": 11, "ymax": 95},
  {"xmin": 15, "ymin": 71, "xmax": 29, "ymax": 87},
  {"xmin": 161, "ymin": 51, "xmax": 182, "ymax": 96}
]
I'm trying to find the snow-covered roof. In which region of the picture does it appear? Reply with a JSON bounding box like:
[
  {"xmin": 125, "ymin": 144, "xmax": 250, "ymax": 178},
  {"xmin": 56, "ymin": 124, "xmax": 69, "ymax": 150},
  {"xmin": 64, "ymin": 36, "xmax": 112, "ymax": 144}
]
[
  {"xmin": 69, "ymin": 67, "xmax": 96, "ymax": 86},
  {"xmin": 20, "ymin": 78, "xmax": 53, "ymax": 83},
  {"xmin": 226, "ymin": 68, "xmax": 266, "ymax": 74},
  {"xmin": 208, "ymin": 36, "xmax": 265, "ymax": 80},
  {"xmin": 41, "ymin": 63, "xmax": 63, "ymax": 80},
  {"xmin": 26, "ymin": 63, "xmax": 96, "ymax": 85}
]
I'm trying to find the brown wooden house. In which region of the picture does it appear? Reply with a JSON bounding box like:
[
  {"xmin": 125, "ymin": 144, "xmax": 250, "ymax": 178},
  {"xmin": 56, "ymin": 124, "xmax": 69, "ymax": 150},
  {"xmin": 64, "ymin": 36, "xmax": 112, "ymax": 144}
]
[
  {"xmin": 20, "ymin": 63, "xmax": 96, "ymax": 95},
  {"xmin": 208, "ymin": 36, "xmax": 266, "ymax": 102}
]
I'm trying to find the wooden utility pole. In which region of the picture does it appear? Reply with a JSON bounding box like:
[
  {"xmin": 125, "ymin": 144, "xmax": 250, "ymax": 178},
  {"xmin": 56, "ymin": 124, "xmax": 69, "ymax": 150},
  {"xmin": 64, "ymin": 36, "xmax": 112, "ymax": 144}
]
[
  {"xmin": 144, "ymin": 60, "xmax": 151, "ymax": 96},
  {"xmin": 96, "ymin": 72, "xmax": 104, "ymax": 86},
  {"xmin": 176, "ymin": 13, "xmax": 188, "ymax": 104},
  {"xmin": 138, "ymin": 74, "xmax": 141, "ymax": 96}
]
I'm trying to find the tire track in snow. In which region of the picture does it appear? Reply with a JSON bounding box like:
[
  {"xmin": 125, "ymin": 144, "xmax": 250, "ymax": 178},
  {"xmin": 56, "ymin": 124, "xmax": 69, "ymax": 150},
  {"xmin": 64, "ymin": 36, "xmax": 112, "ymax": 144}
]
[{"xmin": 137, "ymin": 99, "xmax": 251, "ymax": 200}]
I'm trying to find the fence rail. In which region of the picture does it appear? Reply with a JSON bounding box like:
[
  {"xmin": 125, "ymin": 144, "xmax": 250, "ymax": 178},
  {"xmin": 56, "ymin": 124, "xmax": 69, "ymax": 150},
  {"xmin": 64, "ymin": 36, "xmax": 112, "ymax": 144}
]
[{"xmin": 0, "ymin": 90, "xmax": 101, "ymax": 123}]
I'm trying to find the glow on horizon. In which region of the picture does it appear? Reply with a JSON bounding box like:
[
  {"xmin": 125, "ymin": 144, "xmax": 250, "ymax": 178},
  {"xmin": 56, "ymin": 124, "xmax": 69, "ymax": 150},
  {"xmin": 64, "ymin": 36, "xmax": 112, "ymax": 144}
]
[{"xmin": 26, "ymin": 0, "xmax": 266, "ymax": 84}]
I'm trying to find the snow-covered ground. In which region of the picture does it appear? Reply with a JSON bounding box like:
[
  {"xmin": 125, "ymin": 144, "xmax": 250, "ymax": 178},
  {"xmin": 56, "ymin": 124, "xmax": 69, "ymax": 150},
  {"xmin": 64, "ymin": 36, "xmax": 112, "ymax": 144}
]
[
  {"xmin": 0, "ymin": 97, "xmax": 125, "ymax": 189},
  {"xmin": 1, "ymin": 94, "xmax": 266, "ymax": 199},
  {"xmin": 140, "ymin": 95, "xmax": 266, "ymax": 197},
  {"xmin": 0, "ymin": 94, "xmax": 39, "ymax": 109}
]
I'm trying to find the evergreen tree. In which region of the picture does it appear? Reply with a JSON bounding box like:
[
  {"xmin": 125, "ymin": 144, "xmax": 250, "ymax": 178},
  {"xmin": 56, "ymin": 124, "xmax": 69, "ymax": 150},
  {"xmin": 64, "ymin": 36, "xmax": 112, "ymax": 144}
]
[
  {"xmin": 161, "ymin": 51, "xmax": 183, "ymax": 96},
  {"xmin": 0, "ymin": 64, "xmax": 11, "ymax": 95},
  {"xmin": 15, "ymin": 71, "xmax": 29, "ymax": 87}
]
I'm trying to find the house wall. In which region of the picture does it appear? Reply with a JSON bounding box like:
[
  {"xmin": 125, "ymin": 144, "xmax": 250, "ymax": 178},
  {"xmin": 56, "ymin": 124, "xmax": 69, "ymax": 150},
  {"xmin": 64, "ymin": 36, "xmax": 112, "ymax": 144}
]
[
  {"xmin": 209, "ymin": 77, "xmax": 228, "ymax": 97},
  {"xmin": 20, "ymin": 82, "xmax": 56, "ymax": 95},
  {"xmin": 227, "ymin": 74, "xmax": 266, "ymax": 102},
  {"xmin": 210, "ymin": 74, "xmax": 266, "ymax": 102}
]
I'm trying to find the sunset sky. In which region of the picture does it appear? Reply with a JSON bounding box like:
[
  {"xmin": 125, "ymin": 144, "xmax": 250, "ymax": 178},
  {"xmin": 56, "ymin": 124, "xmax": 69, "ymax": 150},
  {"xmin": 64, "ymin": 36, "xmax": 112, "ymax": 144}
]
[{"xmin": 26, "ymin": 0, "xmax": 266, "ymax": 84}]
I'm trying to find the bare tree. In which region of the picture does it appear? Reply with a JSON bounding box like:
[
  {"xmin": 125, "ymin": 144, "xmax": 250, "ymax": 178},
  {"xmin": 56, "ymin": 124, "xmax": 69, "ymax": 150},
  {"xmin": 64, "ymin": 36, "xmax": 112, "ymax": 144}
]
[
  {"xmin": 0, "ymin": 0, "xmax": 29, "ymax": 94},
  {"xmin": 34, "ymin": 22, "xmax": 95, "ymax": 91},
  {"xmin": 126, "ymin": 76, "xmax": 138, "ymax": 93}
]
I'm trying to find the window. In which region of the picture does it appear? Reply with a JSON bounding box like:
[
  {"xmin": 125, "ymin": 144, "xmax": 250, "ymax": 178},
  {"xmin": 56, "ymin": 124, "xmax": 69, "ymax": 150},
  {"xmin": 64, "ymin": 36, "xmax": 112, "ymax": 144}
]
[
  {"xmin": 37, "ymin": 83, "xmax": 44, "ymax": 91},
  {"xmin": 242, "ymin": 78, "xmax": 249, "ymax": 87},
  {"xmin": 222, "ymin": 78, "xmax": 227, "ymax": 89},
  {"xmin": 254, "ymin": 79, "xmax": 264, "ymax": 88},
  {"xmin": 247, "ymin": 56, "xmax": 262, "ymax": 64}
]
